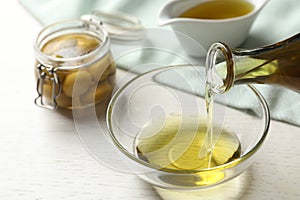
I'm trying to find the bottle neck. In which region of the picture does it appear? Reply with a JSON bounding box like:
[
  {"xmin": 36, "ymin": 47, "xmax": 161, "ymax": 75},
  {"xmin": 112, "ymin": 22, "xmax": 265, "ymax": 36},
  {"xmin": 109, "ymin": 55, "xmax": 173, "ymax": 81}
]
[
  {"xmin": 205, "ymin": 42, "xmax": 235, "ymax": 94},
  {"xmin": 206, "ymin": 33, "xmax": 300, "ymax": 94}
]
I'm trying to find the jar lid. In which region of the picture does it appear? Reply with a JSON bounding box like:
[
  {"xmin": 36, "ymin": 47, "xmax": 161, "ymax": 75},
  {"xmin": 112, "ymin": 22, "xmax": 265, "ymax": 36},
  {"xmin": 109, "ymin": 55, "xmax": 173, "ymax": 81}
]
[{"xmin": 81, "ymin": 10, "xmax": 145, "ymax": 42}]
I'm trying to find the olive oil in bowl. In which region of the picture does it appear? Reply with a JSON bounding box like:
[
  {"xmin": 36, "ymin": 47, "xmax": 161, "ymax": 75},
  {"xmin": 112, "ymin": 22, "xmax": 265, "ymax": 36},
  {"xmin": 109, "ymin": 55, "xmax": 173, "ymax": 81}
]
[{"xmin": 135, "ymin": 115, "xmax": 241, "ymax": 186}]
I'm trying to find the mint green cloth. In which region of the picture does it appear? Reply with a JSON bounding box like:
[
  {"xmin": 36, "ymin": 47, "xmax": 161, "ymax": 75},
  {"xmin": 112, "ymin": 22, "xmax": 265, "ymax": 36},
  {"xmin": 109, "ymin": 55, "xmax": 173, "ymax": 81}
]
[{"xmin": 20, "ymin": 0, "xmax": 300, "ymax": 126}]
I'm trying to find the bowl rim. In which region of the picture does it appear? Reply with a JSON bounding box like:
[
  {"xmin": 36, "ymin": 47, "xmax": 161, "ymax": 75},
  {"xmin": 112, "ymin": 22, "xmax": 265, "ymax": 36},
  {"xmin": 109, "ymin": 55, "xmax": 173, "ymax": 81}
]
[{"xmin": 106, "ymin": 64, "xmax": 270, "ymax": 174}]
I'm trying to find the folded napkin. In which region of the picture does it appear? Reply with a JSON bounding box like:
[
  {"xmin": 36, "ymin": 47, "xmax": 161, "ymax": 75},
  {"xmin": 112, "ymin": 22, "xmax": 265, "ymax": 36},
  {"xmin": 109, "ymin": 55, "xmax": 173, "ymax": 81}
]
[{"xmin": 21, "ymin": 0, "xmax": 300, "ymax": 126}]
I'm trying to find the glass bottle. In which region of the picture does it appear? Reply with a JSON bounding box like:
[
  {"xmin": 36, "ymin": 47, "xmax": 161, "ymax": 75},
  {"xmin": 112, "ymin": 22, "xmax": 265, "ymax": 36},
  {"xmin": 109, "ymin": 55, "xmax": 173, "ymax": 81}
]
[{"xmin": 206, "ymin": 33, "xmax": 300, "ymax": 94}]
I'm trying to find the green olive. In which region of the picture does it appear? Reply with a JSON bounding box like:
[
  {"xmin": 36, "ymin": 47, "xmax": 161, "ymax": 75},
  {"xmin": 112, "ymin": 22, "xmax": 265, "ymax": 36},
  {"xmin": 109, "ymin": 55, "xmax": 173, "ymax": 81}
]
[{"xmin": 62, "ymin": 70, "xmax": 93, "ymax": 97}]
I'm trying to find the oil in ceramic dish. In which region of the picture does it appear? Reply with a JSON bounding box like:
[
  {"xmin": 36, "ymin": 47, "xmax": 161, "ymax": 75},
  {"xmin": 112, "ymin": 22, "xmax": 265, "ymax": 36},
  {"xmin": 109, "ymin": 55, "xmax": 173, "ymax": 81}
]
[{"xmin": 179, "ymin": 0, "xmax": 254, "ymax": 20}]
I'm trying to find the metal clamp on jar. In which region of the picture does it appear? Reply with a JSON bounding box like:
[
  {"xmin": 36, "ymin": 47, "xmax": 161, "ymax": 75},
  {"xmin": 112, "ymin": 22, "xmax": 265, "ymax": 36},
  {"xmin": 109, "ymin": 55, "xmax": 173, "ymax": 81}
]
[{"xmin": 34, "ymin": 10, "xmax": 144, "ymax": 109}]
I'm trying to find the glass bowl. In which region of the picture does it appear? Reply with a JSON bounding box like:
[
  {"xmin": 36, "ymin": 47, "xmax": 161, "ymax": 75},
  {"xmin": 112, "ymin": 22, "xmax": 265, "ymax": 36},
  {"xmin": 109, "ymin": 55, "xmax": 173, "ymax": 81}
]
[{"xmin": 106, "ymin": 64, "xmax": 270, "ymax": 189}]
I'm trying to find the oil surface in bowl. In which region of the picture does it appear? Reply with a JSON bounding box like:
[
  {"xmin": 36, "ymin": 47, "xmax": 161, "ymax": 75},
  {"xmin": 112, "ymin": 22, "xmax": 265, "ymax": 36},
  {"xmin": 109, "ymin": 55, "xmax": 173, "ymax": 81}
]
[
  {"xmin": 179, "ymin": 0, "xmax": 254, "ymax": 20},
  {"xmin": 135, "ymin": 115, "xmax": 241, "ymax": 186}
]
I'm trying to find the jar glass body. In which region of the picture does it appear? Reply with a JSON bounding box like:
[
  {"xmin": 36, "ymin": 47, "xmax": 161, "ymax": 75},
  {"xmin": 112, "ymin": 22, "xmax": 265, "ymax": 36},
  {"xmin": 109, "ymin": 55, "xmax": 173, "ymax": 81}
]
[{"xmin": 34, "ymin": 19, "xmax": 116, "ymax": 109}]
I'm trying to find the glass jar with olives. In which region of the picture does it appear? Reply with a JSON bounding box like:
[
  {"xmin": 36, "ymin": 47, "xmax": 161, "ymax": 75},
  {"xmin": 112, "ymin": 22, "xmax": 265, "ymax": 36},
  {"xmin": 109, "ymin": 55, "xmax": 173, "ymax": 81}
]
[{"xmin": 34, "ymin": 18, "xmax": 116, "ymax": 109}]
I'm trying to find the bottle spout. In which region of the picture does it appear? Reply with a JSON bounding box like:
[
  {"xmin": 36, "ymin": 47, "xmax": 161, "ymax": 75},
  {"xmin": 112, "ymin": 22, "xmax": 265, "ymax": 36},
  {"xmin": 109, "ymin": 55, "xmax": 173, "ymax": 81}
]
[{"xmin": 206, "ymin": 42, "xmax": 234, "ymax": 94}]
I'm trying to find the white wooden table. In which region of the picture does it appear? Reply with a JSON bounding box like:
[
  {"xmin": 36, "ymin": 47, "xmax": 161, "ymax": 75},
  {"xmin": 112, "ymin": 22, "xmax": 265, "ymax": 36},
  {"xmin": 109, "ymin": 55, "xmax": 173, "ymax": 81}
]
[{"xmin": 0, "ymin": 1, "xmax": 299, "ymax": 199}]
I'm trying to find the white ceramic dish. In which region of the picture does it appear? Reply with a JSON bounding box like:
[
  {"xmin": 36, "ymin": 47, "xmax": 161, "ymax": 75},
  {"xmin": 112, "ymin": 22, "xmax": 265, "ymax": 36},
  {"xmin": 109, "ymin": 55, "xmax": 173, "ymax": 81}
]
[{"xmin": 158, "ymin": 0, "xmax": 269, "ymax": 57}]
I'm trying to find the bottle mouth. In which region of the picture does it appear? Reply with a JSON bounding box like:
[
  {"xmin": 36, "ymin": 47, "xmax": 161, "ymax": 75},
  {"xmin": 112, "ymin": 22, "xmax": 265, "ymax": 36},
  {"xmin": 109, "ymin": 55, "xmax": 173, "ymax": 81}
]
[{"xmin": 206, "ymin": 42, "xmax": 234, "ymax": 94}]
